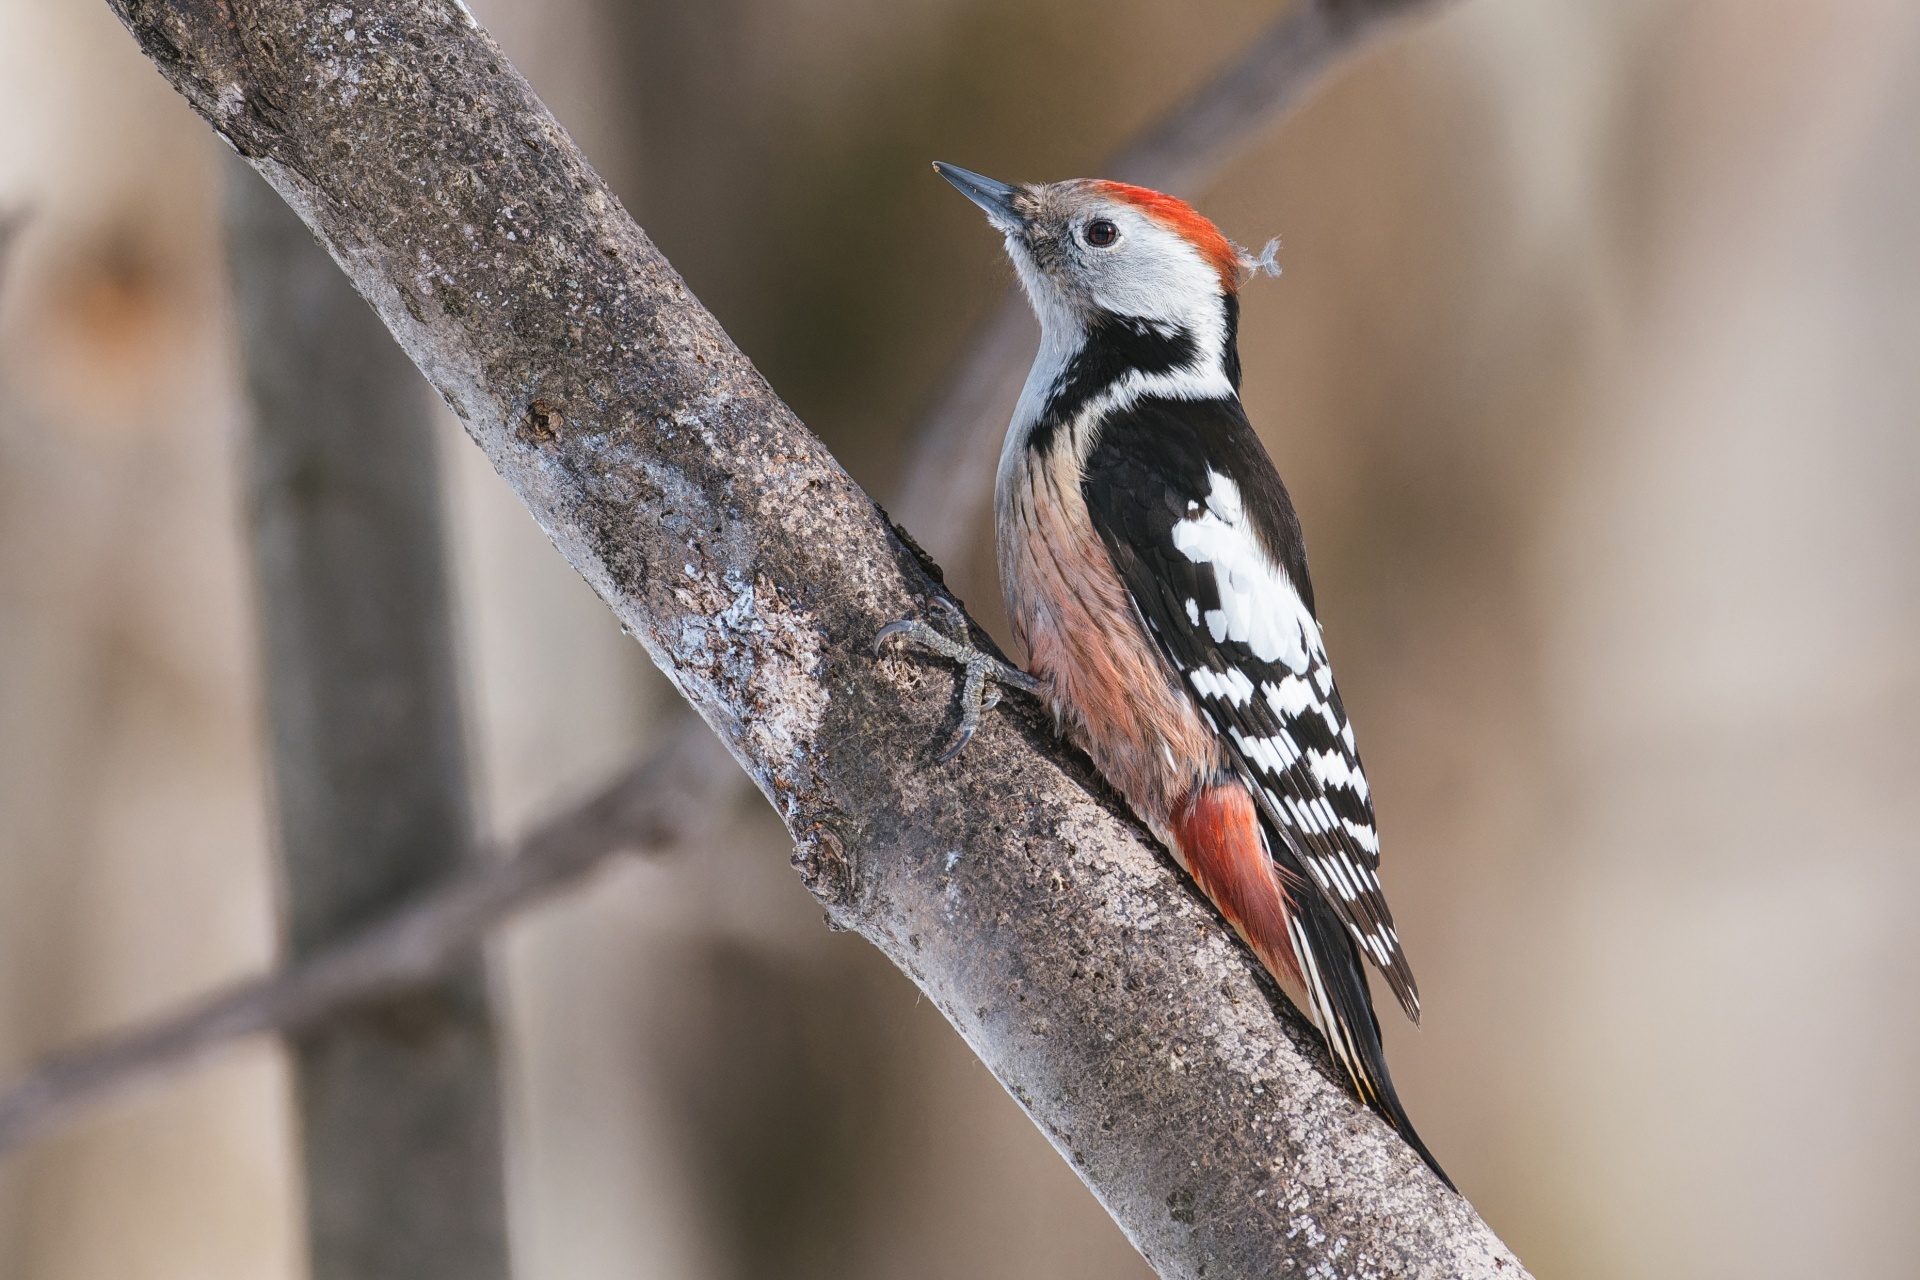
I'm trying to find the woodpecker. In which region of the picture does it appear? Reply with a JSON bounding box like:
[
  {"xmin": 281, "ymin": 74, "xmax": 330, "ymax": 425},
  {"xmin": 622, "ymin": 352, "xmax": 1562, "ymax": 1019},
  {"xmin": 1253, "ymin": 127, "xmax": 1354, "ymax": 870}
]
[{"xmin": 880, "ymin": 163, "xmax": 1449, "ymax": 1188}]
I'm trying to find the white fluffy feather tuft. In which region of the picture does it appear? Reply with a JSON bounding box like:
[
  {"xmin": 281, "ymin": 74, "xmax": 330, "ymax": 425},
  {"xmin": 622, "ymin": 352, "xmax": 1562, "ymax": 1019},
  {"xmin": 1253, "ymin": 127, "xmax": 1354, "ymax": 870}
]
[{"xmin": 1242, "ymin": 237, "xmax": 1282, "ymax": 279}]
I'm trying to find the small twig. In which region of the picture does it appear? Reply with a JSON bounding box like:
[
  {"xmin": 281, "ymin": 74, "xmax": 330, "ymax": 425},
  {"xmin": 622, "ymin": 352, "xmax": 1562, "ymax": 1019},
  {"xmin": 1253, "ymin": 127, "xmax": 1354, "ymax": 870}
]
[
  {"xmin": 0, "ymin": 719, "xmax": 735, "ymax": 1156},
  {"xmin": 896, "ymin": 0, "xmax": 1451, "ymax": 568}
]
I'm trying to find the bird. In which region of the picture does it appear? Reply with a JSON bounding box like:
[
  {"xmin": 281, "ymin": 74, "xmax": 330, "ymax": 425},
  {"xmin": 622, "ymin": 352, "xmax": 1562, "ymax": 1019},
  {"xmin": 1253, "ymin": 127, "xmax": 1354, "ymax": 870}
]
[{"xmin": 879, "ymin": 162, "xmax": 1450, "ymax": 1188}]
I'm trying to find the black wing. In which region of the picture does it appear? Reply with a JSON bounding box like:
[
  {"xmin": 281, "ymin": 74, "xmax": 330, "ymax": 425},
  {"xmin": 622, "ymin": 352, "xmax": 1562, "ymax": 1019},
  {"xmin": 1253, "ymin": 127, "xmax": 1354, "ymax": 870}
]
[{"xmin": 1080, "ymin": 393, "xmax": 1421, "ymax": 1022}]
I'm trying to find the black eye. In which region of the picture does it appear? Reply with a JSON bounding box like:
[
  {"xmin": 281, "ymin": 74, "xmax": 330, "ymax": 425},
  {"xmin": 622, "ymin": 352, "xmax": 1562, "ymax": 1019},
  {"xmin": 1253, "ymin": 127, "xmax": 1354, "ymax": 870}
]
[{"xmin": 1084, "ymin": 219, "xmax": 1118, "ymax": 247}]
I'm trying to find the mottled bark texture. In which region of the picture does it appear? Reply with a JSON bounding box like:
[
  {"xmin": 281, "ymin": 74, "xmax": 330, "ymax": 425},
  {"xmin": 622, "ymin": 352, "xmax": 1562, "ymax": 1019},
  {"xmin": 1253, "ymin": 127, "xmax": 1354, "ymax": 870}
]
[{"xmin": 105, "ymin": 1, "xmax": 1527, "ymax": 1274}]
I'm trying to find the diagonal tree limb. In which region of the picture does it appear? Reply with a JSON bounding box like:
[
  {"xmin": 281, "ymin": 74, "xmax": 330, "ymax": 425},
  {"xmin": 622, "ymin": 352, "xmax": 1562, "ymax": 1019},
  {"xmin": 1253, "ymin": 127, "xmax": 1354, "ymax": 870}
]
[
  {"xmin": 14, "ymin": 0, "xmax": 1523, "ymax": 1272},
  {"xmin": 0, "ymin": 0, "xmax": 1453, "ymax": 1164},
  {"xmin": 898, "ymin": 0, "xmax": 1452, "ymax": 570}
]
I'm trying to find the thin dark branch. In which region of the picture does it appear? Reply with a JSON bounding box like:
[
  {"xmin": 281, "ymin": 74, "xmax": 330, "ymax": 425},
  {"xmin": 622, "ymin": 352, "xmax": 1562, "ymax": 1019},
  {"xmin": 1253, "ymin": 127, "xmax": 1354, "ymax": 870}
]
[
  {"xmin": 897, "ymin": 0, "xmax": 1450, "ymax": 568},
  {"xmin": 0, "ymin": 719, "xmax": 734, "ymax": 1155},
  {"xmin": 1107, "ymin": 0, "xmax": 1448, "ymax": 194}
]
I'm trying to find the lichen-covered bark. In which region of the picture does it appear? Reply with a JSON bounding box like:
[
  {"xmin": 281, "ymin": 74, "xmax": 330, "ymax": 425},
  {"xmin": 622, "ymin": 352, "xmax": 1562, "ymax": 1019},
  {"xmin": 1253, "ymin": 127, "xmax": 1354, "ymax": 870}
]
[{"xmin": 102, "ymin": 1, "xmax": 1529, "ymax": 1273}]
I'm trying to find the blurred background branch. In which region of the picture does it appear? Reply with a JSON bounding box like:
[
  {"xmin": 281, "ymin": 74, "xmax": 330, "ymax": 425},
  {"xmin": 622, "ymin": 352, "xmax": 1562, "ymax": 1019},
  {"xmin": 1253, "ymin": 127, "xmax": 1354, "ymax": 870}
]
[
  {"xmin": 227, "ymin": 161, "xmax": 510, "ymax": 1280},
  {"xmin": 0, "ymin": 0, "xmax": 1445, "ymax": 1166},
  {"xmin": 0, "ymin": 716, "xmax": 733, "ymax": 1157},
  {"xmin": 0, "ymin": 209, "xmax": 26, "ymax": 286}
]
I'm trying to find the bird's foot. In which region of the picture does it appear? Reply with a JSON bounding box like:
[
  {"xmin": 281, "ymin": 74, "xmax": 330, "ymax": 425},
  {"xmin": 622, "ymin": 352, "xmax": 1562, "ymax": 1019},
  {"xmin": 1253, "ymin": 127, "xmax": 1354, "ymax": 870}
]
[{"xmin": 876, "ymin": 603, "xmax": 1042, "ymax": 763}]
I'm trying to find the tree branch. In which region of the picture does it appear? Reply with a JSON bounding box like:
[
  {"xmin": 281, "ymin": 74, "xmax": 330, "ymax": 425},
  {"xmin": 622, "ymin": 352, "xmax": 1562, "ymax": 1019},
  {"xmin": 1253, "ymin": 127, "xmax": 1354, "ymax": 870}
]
[
  {"xmin": 19, "ymin": 0, "xmax": 1521, "ymax": 1272},
  {"xmin": 898, "ymin": 0, "xmax": 1451, "ymax": 569},
  {"xmin": 0, "ymin": 718, "xmax": 735, "ymax": 1155}
]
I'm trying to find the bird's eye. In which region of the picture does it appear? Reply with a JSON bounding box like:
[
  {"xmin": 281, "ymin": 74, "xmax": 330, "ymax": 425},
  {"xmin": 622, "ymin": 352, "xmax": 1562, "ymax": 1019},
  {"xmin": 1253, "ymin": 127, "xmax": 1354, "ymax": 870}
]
[{"xmin": 1084, "ymin": 219, "xmax": 1118, "ymax": 247}]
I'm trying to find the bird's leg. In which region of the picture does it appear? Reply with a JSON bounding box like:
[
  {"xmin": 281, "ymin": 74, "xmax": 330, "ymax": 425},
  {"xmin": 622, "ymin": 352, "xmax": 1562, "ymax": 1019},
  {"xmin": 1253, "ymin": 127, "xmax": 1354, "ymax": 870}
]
[{"xmin": 876, "ymin": 601, "xmax": 1043, "ymax": 763}]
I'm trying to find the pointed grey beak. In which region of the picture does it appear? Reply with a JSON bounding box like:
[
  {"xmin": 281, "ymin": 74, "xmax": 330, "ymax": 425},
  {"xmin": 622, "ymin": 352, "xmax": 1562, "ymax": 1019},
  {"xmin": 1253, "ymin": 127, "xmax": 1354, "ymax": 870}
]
[{"xmin": 934, "ymin": 162, "xmax": 1026, "ymax": 233}]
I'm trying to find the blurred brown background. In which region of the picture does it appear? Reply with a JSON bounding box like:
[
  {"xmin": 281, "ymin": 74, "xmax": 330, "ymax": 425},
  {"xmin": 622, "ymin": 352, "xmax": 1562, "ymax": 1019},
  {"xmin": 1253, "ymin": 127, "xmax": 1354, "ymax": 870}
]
[{"xmin": 2, "ymin": 0, "xmax": 1919, "ymax": 1276}]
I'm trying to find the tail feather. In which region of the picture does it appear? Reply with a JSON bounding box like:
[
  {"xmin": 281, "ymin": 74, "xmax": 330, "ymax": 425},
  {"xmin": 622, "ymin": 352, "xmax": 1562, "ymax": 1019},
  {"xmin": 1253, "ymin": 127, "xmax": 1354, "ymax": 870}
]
[
  {"xmin": 1289, "ymin": 879, "xmax": 1453, "ymax": 1190},
  {"xmin": 1169, "ymin": 782, "xmax": 1450, "ymax": 1189}
]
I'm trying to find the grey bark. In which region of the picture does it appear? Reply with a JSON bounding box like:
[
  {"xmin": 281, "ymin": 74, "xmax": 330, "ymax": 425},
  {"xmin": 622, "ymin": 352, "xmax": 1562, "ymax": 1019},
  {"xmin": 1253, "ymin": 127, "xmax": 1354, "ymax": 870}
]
[
  {"xmin": 97, "ymin": 0, "xmax": 1525, "ymax": 1274},
  {"xmin": 228, "ymin": 161, "xmax": 509, "ymax": 1279}
]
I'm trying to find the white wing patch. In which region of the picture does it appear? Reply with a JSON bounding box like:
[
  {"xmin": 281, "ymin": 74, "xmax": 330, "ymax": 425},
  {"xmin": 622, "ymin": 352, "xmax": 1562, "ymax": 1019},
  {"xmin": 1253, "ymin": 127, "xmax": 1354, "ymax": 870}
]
[
  {"xmin": 1170, "ymin": 471, "xmax": 1324, "ymax": 675},
  {"xmin": 1229, "ymin": 727, "xmax": 1299, "ymax": 777},
  {"xmin": 1307, "ymin": 749, "xmax": 1369, "ymax": 800},
  {"xmin": 1265, "ymin": 675, "xmax": 1316, "ymax": 717},
  {"xmin": 1161, "ymin": 467, "xmax": 1418, "ymax": 1020},
  {"xmin": 1188, "ymin": 664, "xmax": 1255, "ymax": 707}
]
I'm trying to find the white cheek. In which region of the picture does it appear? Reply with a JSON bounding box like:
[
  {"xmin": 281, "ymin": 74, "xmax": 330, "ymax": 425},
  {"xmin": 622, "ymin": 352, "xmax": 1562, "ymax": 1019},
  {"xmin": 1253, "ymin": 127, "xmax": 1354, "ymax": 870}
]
[{"xmin": 1088, "ymin": 230, "xmax": 1219, "ymax": 321}]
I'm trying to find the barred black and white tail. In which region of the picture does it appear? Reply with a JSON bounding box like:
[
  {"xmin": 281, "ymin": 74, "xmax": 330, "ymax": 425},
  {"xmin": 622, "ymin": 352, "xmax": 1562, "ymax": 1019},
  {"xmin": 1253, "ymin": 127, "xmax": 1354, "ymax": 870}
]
[{"xmin": 1284, "ymin": 856, "xmax": 1451, "ymax": 1189}]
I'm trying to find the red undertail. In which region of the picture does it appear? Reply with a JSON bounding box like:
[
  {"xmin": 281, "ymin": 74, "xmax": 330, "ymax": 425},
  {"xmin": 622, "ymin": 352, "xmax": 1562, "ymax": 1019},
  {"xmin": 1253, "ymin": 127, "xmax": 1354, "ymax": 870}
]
[{"xmin": 1170, "ymin": 783, "xmax": 1302, "ymax": 990}]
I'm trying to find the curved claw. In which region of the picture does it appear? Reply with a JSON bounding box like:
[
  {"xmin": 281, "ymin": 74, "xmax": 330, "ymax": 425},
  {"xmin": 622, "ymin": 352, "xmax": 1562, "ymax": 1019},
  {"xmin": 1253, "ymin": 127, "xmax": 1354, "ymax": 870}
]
[
  {"xmin": 873, "ymin": 619, "xmax": 919, "ymax": 652},
  {"xmin": 935, "ymin": 724, "xmax": 975, "ymax": 765},
  {"xmin": 874, "ymin": 611, "xmax": 1040, "ymax": 763}
]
